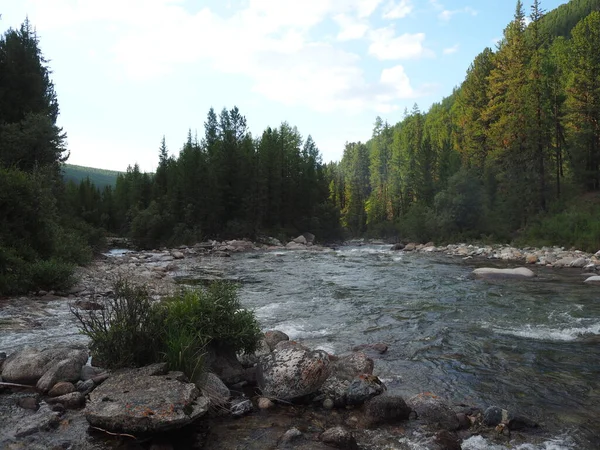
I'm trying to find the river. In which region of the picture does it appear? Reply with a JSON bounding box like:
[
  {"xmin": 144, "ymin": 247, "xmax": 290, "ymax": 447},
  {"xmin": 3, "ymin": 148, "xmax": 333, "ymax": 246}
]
[
  {"xmin": 2, "ymin": 244, "xmax": 599, "ymax": 448},
  {"xmin": 209, "ymin": 245, "xmax": 600, "ymax": 449}
]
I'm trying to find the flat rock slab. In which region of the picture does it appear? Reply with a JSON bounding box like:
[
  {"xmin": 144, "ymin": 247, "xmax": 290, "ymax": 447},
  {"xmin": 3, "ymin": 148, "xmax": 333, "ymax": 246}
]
[
  {"xmin": 472, "ymin": 267, "xmax": 535, "ymax": 279},
  {"xmin": 85, "ymin": 366, "xmax": 209, "ymax": 435}
]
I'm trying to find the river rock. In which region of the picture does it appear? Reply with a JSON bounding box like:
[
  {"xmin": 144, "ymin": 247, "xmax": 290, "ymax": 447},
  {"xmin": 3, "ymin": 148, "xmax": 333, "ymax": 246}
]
[
  {"xmin": 483, "ymin": 406, "xmax": 511, "ymax": 426},
  {"xmin": 571, "ymin": 257, "xmax": 588, "ymax": 268},
  {"xmin": 76, "ymin": 379, "xmax": 95, "ymax": 394},
  {"xmin": 2, "ymin": 346, "xmax": 88, "ymax": 390},
  {"xmin": 17, "ymin": 396, "xmax": 39, "ymax": 410},
  {"xmin": 391, "ymin": 243, "xmax": 405, "ymax": 251},
  {"xmin": 257, "ymin": 341, "xmax": 330, "ymax": 401},
  {"xmin": 472, "ymin": 267, "xmax": 535, "ymax": 279},
  {"xmin": 46, "ymin": 391, "xmax": 85, "ymax": 409},
  {"xmin": 300, "ymin": 232, "xmax": 314, "ymax": 244},
  {"xmin": 286, "ymin": 242, "xmax": 306, "ymax": 250},
  {"xmin": 264, "ymin": 330, "xmax": 289, "ymax": 351},
  {"xmin": 404, "ymin": 243, "xmax": 417, "ymax": 251},
  {"xmin": 364, "ymin": 395, "xmax": 411, "ymax": 426},
  {"xmin": 584, "ymin": 276, "xmax": 600, "ymax": 284},
  {"xmin": 258, "ymin": 397, "xmax": 274, "ymax": 409},
  {"xmin": 281, "ymin": 427, "xmax": 303, "ymax": 444},
  {"xmin": 85, "ymin": 365, "xmax": 209, "ymax": 434},
  {"xmin": 554, "ymin": 257, "xmax": 575, "ymax": 268},
  {"xmin": 331, "ymin": 352, "xmax": 373, "ymax": 380},
  {"xmin": 205, "ymin": 346, "xmax": 245, "ymax": 385},
  {"xmin": 406, "ymin": 393, "xmax": 459, "ymax": 431},
  {"xmin": 353, "ymin": 343, "xmax": 388, "ymax": 355},
  {"xmin": 292, "ymin": 235, "xmax": 308, "ymax": 245},
  {"xmin": 48, "ymin": 381, "xmax": 76, "ymax": 397},
  {"xmin": 434, "ymin": 430, "xmax": 462, "ymax": 450},
  {"xmin": 230, "ymin": 398, "xmax": 253, "ymax": 417},
  {"xmin": 14, "ymin": 403, "xmax": 60, "ymax": 437},
  {"xmin": 80, "ymin": 365, "xmax": 106, "ymax": 381},
  {"xmin": 525, "ymin": 254, "xmax": 538, "ymax": 264},
  {"xmin": 199, "ymin": 372, "xmax": 230, "ymax": 408},
  {"xmin": 318, "ymin": 374, "xmax": 384, "ymax": 407},
  {"xmin": 320, "ymin": 427, "xmax": 358, "ymax": 449},
  {"xmin": 346, "ymin": 375, "xmax": 386, "ymax": 405}
]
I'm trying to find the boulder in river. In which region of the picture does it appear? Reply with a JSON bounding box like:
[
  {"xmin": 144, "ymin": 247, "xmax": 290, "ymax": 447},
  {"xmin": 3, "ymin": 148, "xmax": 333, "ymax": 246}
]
[
  {"xmin": 257, "ymin": 341, "xmax": 330, "ymax": 401},
  {"xmin": 85, "ymin": 363, "xmax": 209, "ymax": 434},
  {"xmin": 2, "ymin": 346, "xmax": 88, "ymax": 391},
  {"xmin": 472, "ymin": 267, "xmax": 535, "ymax": 279},
  {"xmin": 264, "ymin": 330, "xmax": 290, "ymax": 351},
  {"xmin": 584, "ymin": 276, "xmax": 600, "ymax": 284},
  {"xmin": 363, "ymin": 395, "xmax": 411, "ymax": 426},
  {"xmin": 406, "ymin": 392, "xmax": 459, "ymax": 431}
]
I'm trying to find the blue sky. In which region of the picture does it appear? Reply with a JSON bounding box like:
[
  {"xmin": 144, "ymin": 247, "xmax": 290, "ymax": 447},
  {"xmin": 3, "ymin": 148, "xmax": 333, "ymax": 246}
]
[{"xmin": 2, "ymin": 0, "xmax": 568, "ymax": 172}]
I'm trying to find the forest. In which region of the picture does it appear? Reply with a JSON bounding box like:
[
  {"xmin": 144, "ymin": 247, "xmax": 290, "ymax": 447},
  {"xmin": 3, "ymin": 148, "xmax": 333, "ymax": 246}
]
[{"xmin": 1, "ymin": 0, "xmax": 600, "ymax": 295}]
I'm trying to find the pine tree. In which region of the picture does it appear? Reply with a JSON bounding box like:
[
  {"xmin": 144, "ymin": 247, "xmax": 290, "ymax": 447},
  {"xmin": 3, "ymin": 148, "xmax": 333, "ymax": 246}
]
[{"xmin": 0, "ymin": 18, "xmax": 67, "ymax": 172}]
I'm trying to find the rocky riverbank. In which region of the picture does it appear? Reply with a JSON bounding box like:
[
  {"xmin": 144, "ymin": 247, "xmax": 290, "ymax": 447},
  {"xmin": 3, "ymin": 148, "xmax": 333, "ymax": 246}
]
[
  {"xmin": 1, "ymin": 328, "xmax": 549, "ymax": 450},
  {"xmin": 1, "ymin": 236, "xmax": 597, "ymax": 449}
]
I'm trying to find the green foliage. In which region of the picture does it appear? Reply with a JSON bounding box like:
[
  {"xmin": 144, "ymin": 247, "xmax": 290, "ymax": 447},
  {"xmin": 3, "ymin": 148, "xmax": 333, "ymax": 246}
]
[
  {"xmin": 71, "ymin": 278, "xmax": 165, "ymax": 369},
  {"xmin": 434, "ymin": 169, "xmax": 485, "ymax": 239},
  {"xmin": 163, "ymin": 281, "xmax": 262, "ymax": 355},
  {"xmin": 29, "ymin": 258, "xmax": 75, "ymax": 291},
  {"xmin": 72, "ymin": 278, "xmax": 261, "ymax": 381},
  {"xmin": 517, "ymin": 194, "xmax": 600, "ymax": 252},
  {"xmin": 130, "ymin": 201, "xmax": 176, "ymax": 249}
]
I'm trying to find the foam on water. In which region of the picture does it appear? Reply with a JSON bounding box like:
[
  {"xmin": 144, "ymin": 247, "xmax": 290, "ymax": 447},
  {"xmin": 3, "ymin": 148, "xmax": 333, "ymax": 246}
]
[
  {"xmin": 462, "ymin": 435, "xmax": 576, "ymax": 450},
  {"xmin": 492, "ymin": 322, "xmax": 600, "ymax": 342}
]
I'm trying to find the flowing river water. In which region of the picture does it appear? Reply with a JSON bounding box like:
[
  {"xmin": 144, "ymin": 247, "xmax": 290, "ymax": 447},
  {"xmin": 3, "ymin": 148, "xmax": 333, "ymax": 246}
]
[{"xmin": 2, "ymin": 244, "xmax": 599, "ymax": 449}]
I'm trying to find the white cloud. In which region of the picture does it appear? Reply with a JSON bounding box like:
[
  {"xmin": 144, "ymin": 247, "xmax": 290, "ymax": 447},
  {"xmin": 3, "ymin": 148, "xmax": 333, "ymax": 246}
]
[
  {"xmin": 368, "ymin": 27, "xmax": 433, "ymax": 60},
  {"xmin": 334, "ymin": 14, "xmax": 369, "ymax": 41},
  {"xmin": 19, "ymin": 0, "xmax": 427, "ymax": 114},
  {"xmin": 443, "ymin": 44, "xmax": 459, "ymax": 55},
  {"xmin": 438, "ymin": 6, "xmax": 477, "ymax": 22},
  {"xmin": 383, "ymin": 0, "xmax": 412, "ymax": 19}
]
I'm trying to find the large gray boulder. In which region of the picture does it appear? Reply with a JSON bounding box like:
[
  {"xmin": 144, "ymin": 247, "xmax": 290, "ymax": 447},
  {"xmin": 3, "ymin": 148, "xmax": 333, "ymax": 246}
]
[
  {"xmin": 472, "ymin": 267, "xmax": 535, "ymax": 279},
  {"xmin": 257, "ymin": 341, "xmax": 330, "ymax": 401},
  {"xmin": 85, "ymin": 363, "xmax": 209, "ymax": 434},
  {"xmin": 406, "ymin": 392, "xmax": 459, "ymax": 431},
  {"xmin": 2, "ymin": 346, "xmax": 88, "ymax": 391}
]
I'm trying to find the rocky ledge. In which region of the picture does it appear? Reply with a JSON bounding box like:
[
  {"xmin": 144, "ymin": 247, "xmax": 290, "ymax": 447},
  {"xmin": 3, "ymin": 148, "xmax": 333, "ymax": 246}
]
[{"xmin": 0, "ymin": 329, "xmax": 554, "ymax": 450}]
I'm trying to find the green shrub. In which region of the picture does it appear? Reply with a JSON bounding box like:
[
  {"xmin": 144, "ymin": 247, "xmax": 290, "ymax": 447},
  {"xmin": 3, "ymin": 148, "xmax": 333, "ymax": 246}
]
[
  {"xmin": 164, "ymin": 281, "xmax": 262, "ymax": 355},
  {"xmin": 30, "ymin": 258, "xmax": 75, "ymax": 291},
  {"xmin": 71, "ymin": 277, "xmax": 165, "ymax": 369},
  {"xmin": 72, "ymin": 278, "xmax": 261, "ymax": 382}
]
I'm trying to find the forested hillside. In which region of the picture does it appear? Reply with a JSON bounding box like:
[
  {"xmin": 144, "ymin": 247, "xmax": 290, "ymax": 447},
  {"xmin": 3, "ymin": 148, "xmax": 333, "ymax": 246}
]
[
  {"xmin": 62, "ymin": 164, "xmax": 121, "ymax": 189},
  {"xmin": 71, "ymin": 116, "xmax": 341, "ymax": 248},
  {"xmin": 328, "ymin": 0, "xmax": 600, "ymax": 251},
  {"xmin": 3, "ymin": 0, "xmax": 600, "ymax": 295}
]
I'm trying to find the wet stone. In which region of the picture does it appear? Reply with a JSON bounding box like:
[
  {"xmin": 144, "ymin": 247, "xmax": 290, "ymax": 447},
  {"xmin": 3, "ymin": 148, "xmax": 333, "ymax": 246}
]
[{"xmin": 230, "ymin": 398, "xmax": 253, "ymax": 417}]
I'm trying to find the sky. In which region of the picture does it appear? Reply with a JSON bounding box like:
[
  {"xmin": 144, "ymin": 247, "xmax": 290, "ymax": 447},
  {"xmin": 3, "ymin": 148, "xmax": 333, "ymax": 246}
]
[{"xmin": 2, "ymin": 0, "xmax": 568, "ymax": 172}]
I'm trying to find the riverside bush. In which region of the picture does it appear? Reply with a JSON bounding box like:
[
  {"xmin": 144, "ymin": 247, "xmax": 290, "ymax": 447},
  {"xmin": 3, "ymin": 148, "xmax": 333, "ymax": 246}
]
[
  {"xmin": 71, "ymin": 278, "xmax": 164, "ymax": 368},
  {"xmin": 72, "ymin": 278, "xmax": 261, "ymax": 381}
]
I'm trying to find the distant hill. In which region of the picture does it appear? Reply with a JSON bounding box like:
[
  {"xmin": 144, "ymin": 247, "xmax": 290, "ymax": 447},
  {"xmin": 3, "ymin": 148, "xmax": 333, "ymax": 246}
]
[{"xmin": 62, "ymin": 164, "xmax": 122, "ymax": 189}]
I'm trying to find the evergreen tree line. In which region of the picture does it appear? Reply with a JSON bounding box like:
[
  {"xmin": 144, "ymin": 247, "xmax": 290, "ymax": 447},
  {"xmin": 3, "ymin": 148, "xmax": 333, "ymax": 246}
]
[
  {"xmin": 0, "ymin": 19, "xmax": 101, "ymax": 295},
  {"xmin": 329, "ymin": 1, "xmax": 600, "ymax": 250},
  {"xmin": 68, "ymin": 109, "xmax": 341, "ymax": 248}
]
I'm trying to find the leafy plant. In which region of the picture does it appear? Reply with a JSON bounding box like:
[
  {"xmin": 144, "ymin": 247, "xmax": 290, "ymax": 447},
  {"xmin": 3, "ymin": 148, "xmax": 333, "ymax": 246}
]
[
  {"xmin": 71, "ymin": 278, "xmax": 261, "ymax": 383},
  {"xmin": 71, "ymin": 277, "xmax": 165, "ymax": 368}
]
